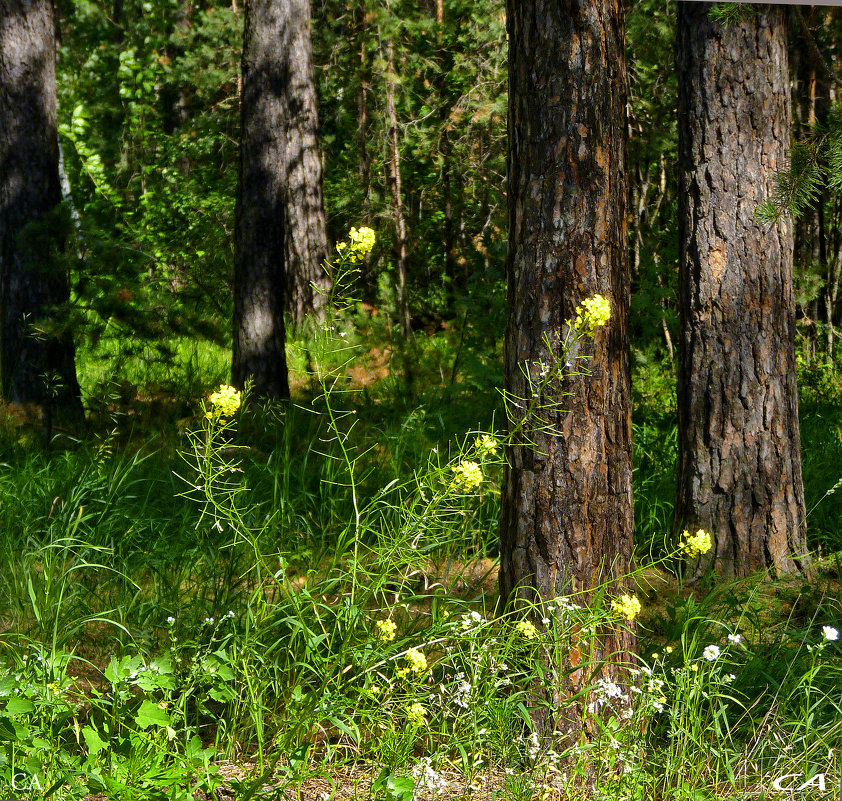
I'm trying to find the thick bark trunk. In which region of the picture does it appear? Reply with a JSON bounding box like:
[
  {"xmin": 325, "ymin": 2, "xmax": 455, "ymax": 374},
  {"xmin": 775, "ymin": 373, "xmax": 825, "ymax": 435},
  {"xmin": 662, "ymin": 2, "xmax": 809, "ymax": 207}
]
[
  {"xmin": 232, "ymin": 0, "xmax": 291, "ymax": 399},
  {"xmin": 0, "ymin": 0, "xmax": 83, "ymax": 422},
  {"xmin": 499, "ymin": 0, "xmax": 634, "ymax": 739},
  {"xmin": 279, "ymin": 0, "xmax": 330, "ymax": 326},
  {"xmin": 675, "ymin": 3, "xmax": 807, "ymax": 577}
]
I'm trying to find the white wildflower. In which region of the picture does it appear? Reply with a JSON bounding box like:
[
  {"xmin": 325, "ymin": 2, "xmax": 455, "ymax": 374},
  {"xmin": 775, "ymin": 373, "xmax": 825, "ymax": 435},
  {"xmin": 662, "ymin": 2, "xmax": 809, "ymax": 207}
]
[{"xmin": 703, "ymin": 644, "xmax": 721, "ymax": 661}]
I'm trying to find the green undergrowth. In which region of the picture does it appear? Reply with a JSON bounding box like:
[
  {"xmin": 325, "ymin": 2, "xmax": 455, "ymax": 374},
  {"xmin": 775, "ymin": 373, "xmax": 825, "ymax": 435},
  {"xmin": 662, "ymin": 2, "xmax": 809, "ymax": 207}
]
[{"xmin": 0, "ymin": 335, "xmax": 840, "ymax": 799}]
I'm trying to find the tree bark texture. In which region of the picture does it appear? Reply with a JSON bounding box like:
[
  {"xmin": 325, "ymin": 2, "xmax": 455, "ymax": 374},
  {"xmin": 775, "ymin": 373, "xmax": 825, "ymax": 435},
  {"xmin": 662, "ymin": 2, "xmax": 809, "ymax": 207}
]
[
  {"xmin": 232, "ymin": 0, "xmax": 291, "ymax": 398},
  {"xmin": 499, "ymin": 0, "xmax": 634, "ymax": 735},
  {"xmin": 0, "ymin": 0, "xmax": 83, "ymax": 420},
  {"xmin": 675, "ymin": 3, "xmax": 807, "ymax": 576},
  {"xmin": 278, "ymin": 0, "xmax": 330, "ymax": 326}
]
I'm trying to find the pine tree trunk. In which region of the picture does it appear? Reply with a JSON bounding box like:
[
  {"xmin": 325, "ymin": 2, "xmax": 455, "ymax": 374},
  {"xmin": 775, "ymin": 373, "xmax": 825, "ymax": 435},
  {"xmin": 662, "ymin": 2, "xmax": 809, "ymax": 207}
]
[
  {"xmin": 0, "ymin": 0, "xmax": 83, "ymax": 422},
  {"xmin": 162, "ymin": 1, "xmax": 194, "ymax": 134},
  {"xmin": 384, "ymin": 33, "xmax": 410, "ymax": 337},
  {"xmin": 355, "ymin": 0, "xmax": 374, "ymax": 302},
  {"xmin": 280, "ymin": 0, "xmax": 330, "ymax": 326},
  {"xmin": 498, "ymin": 0, "xmax": 634, "ymax": 740},
  {"xmin": 232, "ymin": 0, "xmax": 291, "ymax": 398},
  {"xmin": 436, "ymin": 6, "xmax": 460, "ymax": 310},
  {"xmin": 675, "ymin": 3, "xmax": 807, "ymax": 577},
  {"xmin": 356, "ymin": 0, "xmax": 370, "ymax": 219}
]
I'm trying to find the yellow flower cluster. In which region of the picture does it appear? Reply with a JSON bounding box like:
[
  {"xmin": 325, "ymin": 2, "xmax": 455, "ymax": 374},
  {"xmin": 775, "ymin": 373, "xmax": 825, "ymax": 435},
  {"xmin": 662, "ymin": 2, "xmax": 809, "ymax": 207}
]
[
  {"xmin": 375, "ymin": 619, "xmax": 397, "ymax": 643},
  {"xmin": 611, "ymin": 593, "xmax": 642, "ymax": 621},
  {"xmin": 206, "ymin": 385, "xmax": 242, "ymax": 419},
  {"xmin": 406, "ymin": 702, "xmax": 426, "ymax": 727},
  {"xmin": 337, "ymin": 226, "xmax": 376, "ymax": 261},
  {"xmin": 450, "ymin": 460, "xmax": 483, "ymax": 492},
  {"xmin": 515, "ymin": 620, "xmax": 538, "ymax": 640},
  {"xmin": 573, "ymin": 294, "xmax": 611, "ymax": 335},
  {"xmin": 680, "ymin": 528, "xmax": 712, "ymax": 558},
  {"xmin": 474, "ymin": 434, "xmax": 500, "ymax": 457},
  {"xmin": 404, "ymin": 648, "xmax": 427, "ymax": 675}
]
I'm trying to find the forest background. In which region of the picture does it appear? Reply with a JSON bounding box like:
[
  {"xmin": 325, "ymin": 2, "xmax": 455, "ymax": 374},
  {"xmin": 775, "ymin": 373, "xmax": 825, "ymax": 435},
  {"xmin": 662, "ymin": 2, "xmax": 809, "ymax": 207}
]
[
  {"xmin": 48, "ymin": 0, "xmax": 842, "ymax": 553},
  {"xmin": 0, "ymin": 1, "xmax": 841, "ymax": 800}
]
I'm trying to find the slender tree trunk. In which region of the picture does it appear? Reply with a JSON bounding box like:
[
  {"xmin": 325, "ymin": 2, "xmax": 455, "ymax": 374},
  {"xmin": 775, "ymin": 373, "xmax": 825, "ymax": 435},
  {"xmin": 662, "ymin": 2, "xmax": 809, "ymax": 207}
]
[
  {"xmin": 112, "ymin": 0, "xmax": 124, "ymax": 42},
  {"xmin": 434, "ymin": 0, "xmax": 457, "ymax": 308},
  {"xmin": 657, "ymin": 271, "xmax": 674, "ymax": 363},
  {"xmin": 499, "ymin": 0, "xmax": 634, "ymax": 741},
  {"xmin": 675, "ymin": 3, "xmax": 807, "ymax": 577},
  {"xmin": 0, "ymin": 0, "xmax": 83, "ymax": 422},
  {"xmin": 280, "ymin": 0, "xmax": 330, "ymax": 326},
  {"xmin": 162, "ymin": 0, "xmax": 194, "ymax": 134},
  {"xmin": 232, "ymin": 0, "xmax": 290, "ymax": 399},
  {"xmin": 355, "ymin": 0, "xmax": 374, "ymax": 301},
  {"xmin": 442, "ymin": 131, "xmax": 455, "ymax": 305},
  {"xmin": 383, "ymin": 26, "xmax": 410, "ymax": 336},
  {"xmin": 356, "ymin": 1, "xmax": 370, "ymax": 220},
  {"xmin": 792, "ymin": 20, "xmax": 827, "ymax": 365}
]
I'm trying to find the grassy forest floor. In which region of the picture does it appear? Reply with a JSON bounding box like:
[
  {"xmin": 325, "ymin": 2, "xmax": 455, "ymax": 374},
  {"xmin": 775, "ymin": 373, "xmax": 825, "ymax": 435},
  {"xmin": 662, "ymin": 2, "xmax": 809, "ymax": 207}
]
[{"xmin": 0, "ymin": 321, "xmax": 840, "ymax": 800}]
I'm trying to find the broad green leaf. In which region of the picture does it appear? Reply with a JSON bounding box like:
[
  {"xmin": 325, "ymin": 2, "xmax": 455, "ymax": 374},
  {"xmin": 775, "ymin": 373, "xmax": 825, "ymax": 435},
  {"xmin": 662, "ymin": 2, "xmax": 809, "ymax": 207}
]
[
  {"xmin": 82, "ymin": 726, "xmax": 107, "ymax": 755},
  {"xmin": 134, "ymin": 700, "xmax": 172, "ymax": 729},
  {"xmin": 5, "ymin": 697, "xmax": 35, "ymax": 715}
]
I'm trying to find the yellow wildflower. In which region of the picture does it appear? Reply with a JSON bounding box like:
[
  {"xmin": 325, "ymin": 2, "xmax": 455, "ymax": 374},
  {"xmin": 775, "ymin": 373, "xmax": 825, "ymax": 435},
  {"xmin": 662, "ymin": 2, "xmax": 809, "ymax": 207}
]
[
  {"xmin": 515, "ymin": 620, "xmax": 539, "ymax": 640},
  {"xmin": 450, "ymin": 460, "xmax": 483, "ymax": 492},
  {"xmin": 680, "ymin": 528, "xmax": 712, "ymax": 558},
  {"xmin": 573, "ymin": 294, "xmax": 611, "ymax": 335},
  {"xmin": 474, "ymin": 434, "xmax": 500, "ymax": 458},
  {"xmin": 405, "ymin": 702, "xmax": 426, "ymax": 727},
  {"xmin": 375, "ymin": 619, "xmax": 397, "ymax": 643},
  {"xmin": 206, "ymin": 385, "xmax": 242, "ymax": 419},
  {"xmin": 337, "ymin": 226, "xmax": 376, "ymax": 261},
  {"xmin": 611, "ymin": 594, "xmax": 642, "ymax": 621},
  {"xmin": 405, "ymin": 648, "xmax": 427, "ymax": 675}
]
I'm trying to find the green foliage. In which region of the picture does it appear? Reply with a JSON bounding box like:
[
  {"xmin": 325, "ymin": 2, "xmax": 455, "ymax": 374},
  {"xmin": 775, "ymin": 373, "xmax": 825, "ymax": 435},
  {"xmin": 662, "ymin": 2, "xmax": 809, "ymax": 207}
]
[
  {"xmin": 8, "ymin": 0, "xmax": 842, "ymax": 796},
  {"xmin": 626, "ymin": 0, "xmax": 679, "ymax": 363},
  {"xmin": 56, "ymin": 0, "xmax": 237, "ymax": 363},
  {"xmin": 709, "ymin": 3, "xmax": 757, "ymax": 27},
  {"xmin": 0, "ymin": 338, "xmax": 840, "ymax": 797},
  {"xmin": 315, "ymin": 0, "xmax": 508, "ymax": 321}
]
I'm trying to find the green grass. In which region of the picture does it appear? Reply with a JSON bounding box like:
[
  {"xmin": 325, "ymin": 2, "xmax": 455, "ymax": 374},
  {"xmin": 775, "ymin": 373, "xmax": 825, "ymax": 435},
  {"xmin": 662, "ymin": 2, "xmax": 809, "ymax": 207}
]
[
  {"xmin": 77, "ymin": 335, "xmax": 231, "ymax": 407},
  {"xmin": 800, "ymin": 402, "xmax": 842, "ymax": 551},
  {"xmin": 0, "ymin": 337, "xmax": 840, "ymax": 800}
]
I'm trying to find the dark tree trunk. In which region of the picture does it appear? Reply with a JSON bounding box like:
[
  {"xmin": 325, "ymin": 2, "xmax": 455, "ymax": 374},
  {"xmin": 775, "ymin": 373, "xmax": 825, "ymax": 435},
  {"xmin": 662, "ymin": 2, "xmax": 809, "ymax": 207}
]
[
  {"xmin": 232, "ymin": 0, "xmax": 291, "ymax": 399},
  {"xmin": 498, "ymin": 0, "xmax": 634, "ymax": 739},
  {"xmin": 162, "ymin": 0, "xmax": 194, "ymax": 135},
  {"xmin": 0, "ymin": 0, "xmax": 83, "ymax": 422},
  {"xmin": 675, "ymin": 3, "xmax": 807, "ymax": 577},
  {"xmin": 278, "ymin": 0, "xmax": 330, "ymax": 326}
]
